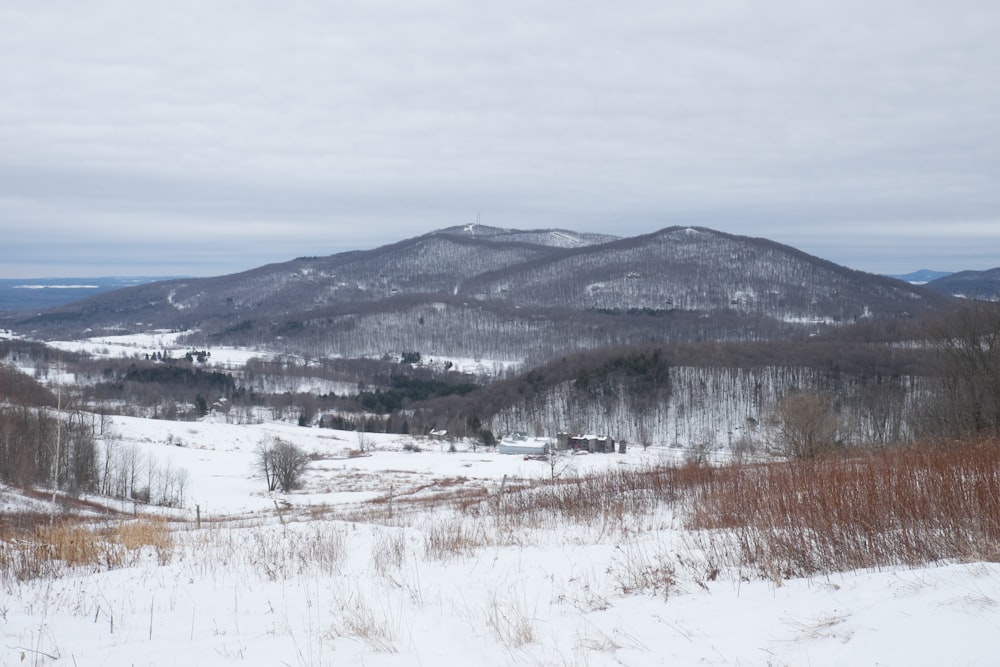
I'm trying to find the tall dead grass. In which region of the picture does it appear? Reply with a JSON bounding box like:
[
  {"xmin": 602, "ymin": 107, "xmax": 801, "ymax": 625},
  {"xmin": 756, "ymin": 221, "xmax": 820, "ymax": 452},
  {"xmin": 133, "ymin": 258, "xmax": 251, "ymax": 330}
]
[
  {"xmin": 474, "ymin": 464, "xmax": 701, "ymax": 531},
  {"xmin": 454, "ymin": 440, "xmax": 1000, "ymax": 581},
  {"xmin": 8, "ymin": 441, "xmax": 996, "ymax": 589},
  {"xmin": 185, "ymin": 522, "xmax": 348, "ymax": 580},
  {"xmin": 484, "ymin": 589, "xmax": 536, "ymax": 649},
  {"xmin": 0, "ymin": 518, "xmax": 175, "ymax": 582},
  {"xmin": 687, "ymin": 441, "xmax": 1000, "ymax": 577},
  {"xmin": 422, "ymin": 517, "xmax": 501, "ymax": 560}
]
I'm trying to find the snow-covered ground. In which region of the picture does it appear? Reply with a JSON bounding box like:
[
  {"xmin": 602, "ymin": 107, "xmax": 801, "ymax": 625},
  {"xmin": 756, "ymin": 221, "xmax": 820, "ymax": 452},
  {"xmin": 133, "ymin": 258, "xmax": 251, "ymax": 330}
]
[
  {"xmin": 89, "ymin": 413, "xmax": 680, "ymax": 516},
  {"xmin": 2, "ymin": 411, "xmax": 999, "ymax": 666},
  {"xmin": 46, "ymin": 331, "xmax": 270, "ymax": 369},
  {"xmin": 44, "ymin": 331, "xmax": 520, "ymax": 378},
  {"xmin": 3, "ymin": 333, "xmax": 999, "ymax": 665}
]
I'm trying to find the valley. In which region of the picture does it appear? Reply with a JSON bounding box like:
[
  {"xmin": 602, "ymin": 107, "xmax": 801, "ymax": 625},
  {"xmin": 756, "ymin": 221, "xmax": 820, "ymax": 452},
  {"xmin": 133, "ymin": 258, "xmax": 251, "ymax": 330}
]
[{"xmin": 1, "ymin": 226, "xmax": 999, "ymax": 665}]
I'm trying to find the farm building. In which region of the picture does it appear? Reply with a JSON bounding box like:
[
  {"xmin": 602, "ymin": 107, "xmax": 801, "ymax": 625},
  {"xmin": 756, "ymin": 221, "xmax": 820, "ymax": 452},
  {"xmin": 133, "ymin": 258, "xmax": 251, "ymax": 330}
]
[
  {"xmin": 498, "ymin": 432, "xmax": 552, "ymax": 455},
  {"xmin": 556, "ymin": 432, "xmax": 623, "ymax": 453}
]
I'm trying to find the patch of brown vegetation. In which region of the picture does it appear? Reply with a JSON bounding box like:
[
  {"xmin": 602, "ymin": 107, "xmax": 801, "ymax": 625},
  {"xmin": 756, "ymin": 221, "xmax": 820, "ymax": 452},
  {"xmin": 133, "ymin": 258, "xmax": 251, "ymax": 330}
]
[
  {"xmin": 1, "ymin": 516, "xmax": 174, "ymax": 582},
  {"xmin": 687, "ymin": 440, "xmax": 1000, "ymax": 577}
]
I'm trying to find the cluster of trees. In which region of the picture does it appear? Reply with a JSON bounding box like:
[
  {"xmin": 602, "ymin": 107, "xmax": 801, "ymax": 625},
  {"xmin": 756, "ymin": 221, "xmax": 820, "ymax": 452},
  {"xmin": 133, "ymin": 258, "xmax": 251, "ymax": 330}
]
[
  {"xmin": 0, "ymin": 362, "xmax": 190, "ymax": 506},
  {"xmin": 383, "ymin": 305, "xmax": 1000, "ymax": 454},
  {"xmin": 918, "ymin": 304, "xmax": 1000, "ymax": 440},
  {"xmin": 97, "ymin": 436, "xmax": 189, "ymax": 507},
  {"xmin": 1, "ymin": 362, "xmax": 57, "ymax": 407},
  {"xmin": 79, "ymin": 362, "xmax": 241, "ymax": 421},
  {"xmin": 120, "ymin": 363, "xmax": 235, "ymax": 393},
  {"xmin": 142, "ymin": 349, "xmax": 210, "ymax": 363},
  {"xmin": 0, "ymin": 406, "xmax": 97, "ymax": 494},
  {"xmin": 2, "ymin": 297, "xmax": 999, "ymax": 511},
  {"xmin": 357, "ymin": 374, "xmax": 478, "ymax": 414},
  {"xmin": 725, "ymin": 304, "xmax": 1000, "ymax": 458},
  {"xmin": 0, "ymin": 408, "xmax": 188, "ymax": 508},
  {"xmin": 181, "ymin": 296, "xmax": 820, "ymax": 367}
]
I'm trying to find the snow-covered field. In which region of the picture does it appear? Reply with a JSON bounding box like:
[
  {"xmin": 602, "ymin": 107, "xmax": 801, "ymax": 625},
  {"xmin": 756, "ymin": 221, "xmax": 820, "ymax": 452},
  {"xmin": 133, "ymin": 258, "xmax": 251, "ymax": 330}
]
[
  {"xmin": 44, "ymin": 331, "xmax": 520, "ymax": 378},
  {"xmin": 2, "ymin": 411, "xmax": 999, "ymax": 666},
  {"xmin": 46, "ymin": 331, "xmax": 270, "ymax": 369},
  {"xmin": 3, "ymin": 332, "xmax": 999, "ymax": 665}
]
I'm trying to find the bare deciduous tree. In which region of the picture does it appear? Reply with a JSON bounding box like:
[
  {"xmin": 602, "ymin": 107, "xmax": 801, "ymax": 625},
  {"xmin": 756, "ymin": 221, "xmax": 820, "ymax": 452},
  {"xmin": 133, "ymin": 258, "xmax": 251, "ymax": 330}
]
[
  {"xmin": 772, "ymin": 390, "xmax": 841, "ymax": 459},
  {"xmin": 548, "ymin": 444, "xmax": 574, "ymax": 480},
  {"xmin": 857, "ymin": 378, "xmax": 908, "ymax": 445},
  {"xmin": 257, "ymin": 437, "xmax": 310, "ymax": 492},
  {"xmin": 919, "ymin": 303, "xmax": 1000, "ymax": 441}
]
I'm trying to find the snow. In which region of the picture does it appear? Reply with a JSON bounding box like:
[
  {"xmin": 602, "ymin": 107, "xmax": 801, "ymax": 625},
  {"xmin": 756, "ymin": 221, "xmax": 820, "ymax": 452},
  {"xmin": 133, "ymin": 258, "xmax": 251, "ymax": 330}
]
[
  {"xmin": 100, "ymin": 415, "xmax": 637, "ymax": 515},
  {"xmin": 3, "ymin": 409, "xmax": 999, "ymax": 665},
  {"xmin": 549, "ymin": 230, "xmax": 583, "ymax": 246},
  {"xmin": 3, "ymin": 336, "xmax": 999, "ymax": 665},
  {"xmin": 43, "ymin": 332, "xmax": 518, "ymax": 379},
  {"xmin": 47, "ymin": 331, "xmax": 185, "ymax": 358},
  {"xmin": 12, "ymin": 284, "xmax": 100, "ymax": 290},
  {"xmin": 46, "ymin": 331, "xmax": 272, "ymax": 369},
  {"xmin": 780, "ymin": 314, "xmax": 839, "ymax": 326}
]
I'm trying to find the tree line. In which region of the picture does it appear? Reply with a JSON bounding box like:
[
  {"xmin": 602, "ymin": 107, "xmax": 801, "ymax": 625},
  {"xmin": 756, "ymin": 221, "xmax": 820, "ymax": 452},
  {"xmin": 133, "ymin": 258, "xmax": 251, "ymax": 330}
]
[{"xmin": 1, "ymin": 303, "xmax": 997, "ymax": 508}]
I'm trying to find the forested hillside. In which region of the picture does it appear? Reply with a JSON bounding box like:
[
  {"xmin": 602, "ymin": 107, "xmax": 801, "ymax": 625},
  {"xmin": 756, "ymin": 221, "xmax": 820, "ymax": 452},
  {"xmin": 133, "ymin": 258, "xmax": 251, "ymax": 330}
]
[
  {"xmin": 927, "ymin": 267, "xmax": 1000, "ymax": 300},
  {"xmin": 5, "ymin": 226, "xmax": 955, "ymax": 368},
  {"xmin": 397, "ymin": 339, "xmax": 928, "ymax": 450}
]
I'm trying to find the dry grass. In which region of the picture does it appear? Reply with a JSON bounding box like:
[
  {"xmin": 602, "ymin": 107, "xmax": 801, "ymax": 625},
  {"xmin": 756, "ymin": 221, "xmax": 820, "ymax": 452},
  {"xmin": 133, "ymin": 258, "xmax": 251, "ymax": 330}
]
[
  {"xmin": 112, "ymin": 519, "xmax": 174, "ymax": 565},
  {"xmin": 423, "ymin": 517, "xmax": 495, "ymax": 560},
  {"xmin": 5, "ymin": 439, "xmax": 997, "ymax": 593},
  {"xmin": 484, "ymin": 590, "xmax": 536, "ymax": 649},
  {"xmin": 371, "ymin": 528, "xmax": 407, "ymax": 576},
  {"xmin": 186, "ymin": 522, "xmax": 348, "ymax": 580},
  {"xmin": 608, "ymin": 539, "xmax": 678, "ymax": 598},
  {"xmin": 0, "ymin": 517, "xmax": 175, "ymax": 582},
  {"xmin": 334, "ymin": 593, "xmax": 397, "ymax": 652},
  {"xmin": 467, "ymin": 465, "xmax": 688, "ymax": 532},
  {"xmin": 686, "ymin": 441, "xmax": 1000, "ymax": 578},
  {"xmin": 449, "ymin": 439, "xmax": 1000, "ymax": 583}
]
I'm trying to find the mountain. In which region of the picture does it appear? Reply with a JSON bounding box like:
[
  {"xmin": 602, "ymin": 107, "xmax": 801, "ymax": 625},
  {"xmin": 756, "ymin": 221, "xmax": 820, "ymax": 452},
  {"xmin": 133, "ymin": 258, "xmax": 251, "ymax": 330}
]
[
  {"xmin": 3, "ymin": 226, "xmax": 956, "ymax": 364},
  {"xmin": 430, "ymin": 224, "xmax": 619, "ymax": 248},
  {"xmin": 459, "ymin": 227, "xmax": 942, "ymax": 314},
  {"xmin": 925, "ymin": 267, "xmax": 1000, "ymax": 301},
  {"xmin": 888, "ymin": 269, "xmax": 953, "ymax": 285}
]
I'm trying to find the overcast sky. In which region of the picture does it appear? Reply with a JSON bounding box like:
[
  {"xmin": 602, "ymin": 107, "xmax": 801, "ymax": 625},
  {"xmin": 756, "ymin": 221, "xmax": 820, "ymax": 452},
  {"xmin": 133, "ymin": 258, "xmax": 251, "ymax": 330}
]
[{"xmin": 2, "ymin": 1, "xmax": 998, "ymax": 278}]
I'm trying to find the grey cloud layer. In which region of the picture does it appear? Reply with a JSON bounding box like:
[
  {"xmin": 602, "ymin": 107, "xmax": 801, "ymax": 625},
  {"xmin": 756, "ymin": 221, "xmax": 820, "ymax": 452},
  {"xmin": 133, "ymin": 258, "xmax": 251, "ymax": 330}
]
[{"xmin": 1, "ymin": 1, "xmax": 998, "ymax": 276}]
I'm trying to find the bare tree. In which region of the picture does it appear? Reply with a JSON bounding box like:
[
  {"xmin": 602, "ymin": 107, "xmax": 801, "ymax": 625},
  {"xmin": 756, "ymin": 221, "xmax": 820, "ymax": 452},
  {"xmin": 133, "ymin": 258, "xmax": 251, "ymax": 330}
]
[
  {"xmin": 548, "ymin": 444, "xmax": 573, "ymax": 480},
  {"xmin": 857, "ymin": 378, "xmax": 907, "ymax": 445},
  {"xmin": 772, "ymin": 390, "xmax": 841, "ymax": 459},
  {"xmin": 257, "ymin": 437, "xmax": 310, "ymax": 492},
  {"xmin": 919, "ymin": 303, "xmax": 1000, "ymax": 441},
  {"xmin": 356, "ymin": 427, "xmax": 370, "ymax": 454}
]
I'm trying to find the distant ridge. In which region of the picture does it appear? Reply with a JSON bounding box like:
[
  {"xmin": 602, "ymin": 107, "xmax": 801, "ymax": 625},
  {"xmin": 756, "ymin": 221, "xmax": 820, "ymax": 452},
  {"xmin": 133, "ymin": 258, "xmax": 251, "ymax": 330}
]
[
  {"xmin": 925, "ymin": 267, "xmax": 1000, "ymax": 301},
  {"xmin": 888, "ymin": 269, "xmax": 953, "ymax": 285},
  {"xmin": 2, "ymin": 226, "xmax": 957, "ymax": 364}
]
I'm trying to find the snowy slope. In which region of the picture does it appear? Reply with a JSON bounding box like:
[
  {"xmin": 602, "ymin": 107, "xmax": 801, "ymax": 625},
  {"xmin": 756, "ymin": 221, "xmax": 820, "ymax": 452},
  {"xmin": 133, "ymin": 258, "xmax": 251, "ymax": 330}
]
[
  {"xmin": 2, "ymin": 333, "xmax": 999, "ymax": 665},
  {"xmin": 2, "ymin": 409, "xmax": 999, "ymax": 666}
]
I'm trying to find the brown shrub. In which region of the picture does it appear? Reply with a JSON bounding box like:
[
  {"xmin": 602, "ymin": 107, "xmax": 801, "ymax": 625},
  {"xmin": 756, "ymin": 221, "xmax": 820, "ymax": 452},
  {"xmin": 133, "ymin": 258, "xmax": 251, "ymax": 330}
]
[{"xmin": 687, "ymin": 440, "xmax": 1000, "ymax": 577}]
